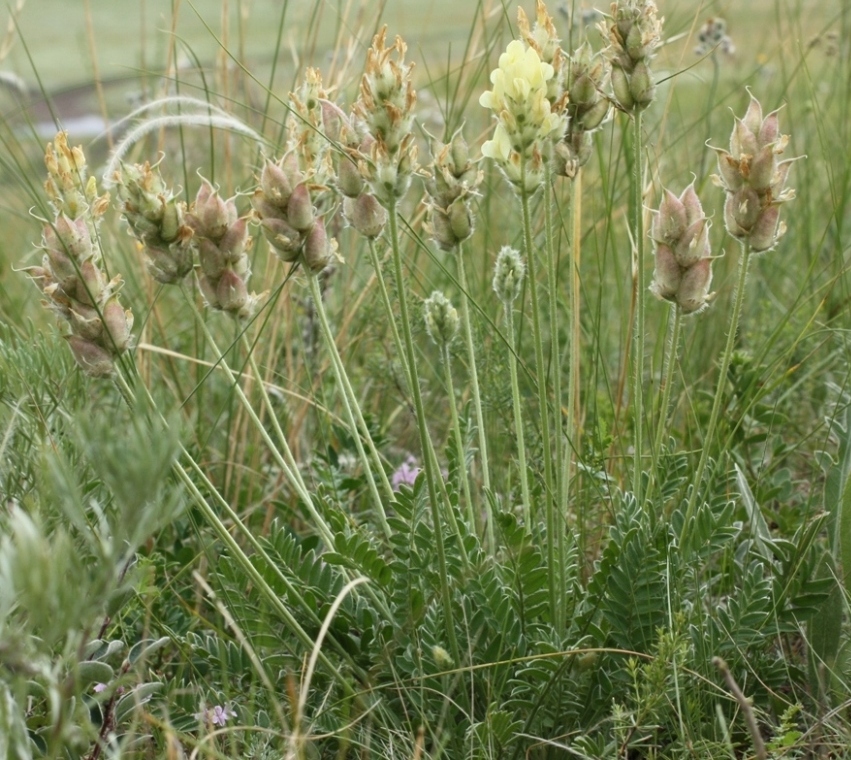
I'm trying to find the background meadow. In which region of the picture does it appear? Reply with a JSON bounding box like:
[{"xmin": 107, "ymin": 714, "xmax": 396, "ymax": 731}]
[{"xmin": 1, "ymin": 0, "xmax": 851, "ymax": 758}]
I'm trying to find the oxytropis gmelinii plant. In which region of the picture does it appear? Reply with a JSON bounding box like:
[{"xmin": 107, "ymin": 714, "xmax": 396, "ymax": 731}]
[
  {"xmin": 479, "ymin": 27, "xmax": 566, "ymax": 190},
  {"xmin": 252, "ymin": 68, "xmax": 336, "ymax": 274},
  {"xmin": 682, "ymin": 94, "xmax": 799, "ymax": 538},
  {"xmin": 650, "ymin": 184, "xmax": 713, "ymax": 315},
  {"xmin": 26, "ymin": 133, "xmax": 133, "ymax": 376},
  {"xmin": 556, "ymin": 42, "xmax": 612, "ymax": 178},
  {"xmin": 713, "ymin": 95, "xmax": 798, "ymax": 252},
  {"xmin": 188, "ymin": 182, "xmax": 260, "ymax": 320},
  {"xmin": 112, "ymin": 161, "xmax": 194, "ymax": 284},
  {"xmin": 605, "ymin": 0, "xmax": 663, "ymax": 113}
]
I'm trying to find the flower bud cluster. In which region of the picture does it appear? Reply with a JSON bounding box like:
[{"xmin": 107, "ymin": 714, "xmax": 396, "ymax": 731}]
[
  {"xmin": 27, "ymin": 134, "xmax": 133, "ymax": 376},
  {"xmin": 492, "ymin": 246, "xmax": 526, "ymax": 304},
  {"xmin": 555, "ymin": 42, "xmax": 612, "ymax": 178},
  {"xmin": 424, "ymin": 129, "xmax": 481, "ymax": 251},
  {"xmin": 480, "ymin": 34, "xmax": 567, "ymax": 191},
  {"xmin": 424, "ymin": 290, "xmax": 459, "ymax": 347},
  {"xmin": 112, "ymin": 161, "xmax": 194, "ymax": 284},
  {"xmin": 604, "ymin": 0, "xmax": 663, "ymax": 113},
  {"xmin": 712, "ymin": 96, "xmax": 798, "ymax": 253},
  {"xmin": 352, "ymin": 28, "xmax": 419, "ymax": 207},
  {"xmin": 189, "ymin": 182, "xmax": 260, "ymax": 319},
  {"xmin": 251, "ymin": 154, "xmax": 336, "ymax": 273},
  {"xmin": 649, "ymin": 184, "xmax": 714, "ymax": 314}
]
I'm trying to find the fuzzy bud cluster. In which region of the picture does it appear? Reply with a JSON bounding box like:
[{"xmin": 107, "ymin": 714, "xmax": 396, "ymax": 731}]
[
  {"xmin": 492, "ymin": 246, "xmax": 526, "ymax": 304},
  {"xmin": 424, "ymin": 129, "xmax": 481, "ymax": 251},
  {"xmin": 423, "ymin": 290, "xmax": 459, "ymax": 347},
  {"xmin": 650, "ymin": 184, "xmax": 714, "ymax": 314},
  {"xmin": 113, "ymin": 161, "xmax": 194, "ymax": 284},
  {"xmin": 555, "ymin": 42, "xmax": 612, "ymax": 178},
  {"xmin": 604, "ymin": 0, "xmax": 663, "ymax": 113},
  {"xmin": 251, "ymin": 155, "xmax": 335, "ymax": 273},
  {"xmin": 189, "ymin": 182, "xmax": 260, "ymax": 319},
  {"xmin": 352, "ymin": 28, "xmax": 419, "ymax": 207},
  {"xmin": 27, "ymin": 134, "xmax": 133, "ymax": 376},
  {"xmin": 712, "ymin": 96, "xmax": 798, "ymax": 252},
  {"xmin": 480, "ymin": 34, "xmax": 567, "ymax": 191}
]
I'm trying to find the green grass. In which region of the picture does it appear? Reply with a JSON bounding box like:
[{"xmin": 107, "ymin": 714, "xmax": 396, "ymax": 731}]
[{"xmin": 1, "ymin": 0, "xmax": 851, "ymax": 758}]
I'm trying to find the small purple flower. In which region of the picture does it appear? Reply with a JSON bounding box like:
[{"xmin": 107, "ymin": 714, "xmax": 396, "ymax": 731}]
[
  {"xmin": 195, "ymin": 704, "xmax": 237, "ymax": 726},
  {"xmin": 391, "ymin": 456, "xmax": 420, "ymax": 491},
  {"xmin": 93, "ymin": 682, "xmax": 107, "ymax": 693}
]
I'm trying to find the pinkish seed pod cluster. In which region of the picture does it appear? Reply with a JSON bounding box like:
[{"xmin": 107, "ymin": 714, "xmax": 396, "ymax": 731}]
[
  {"xmin": 189, "ymin": 182, "xmax": 259, "ymax": 319},
  {"xmin": 27, "ymin": 133, "xmax": 133, "ymax": 376},
  {"xmin": 605, "ymin": 0, "xmax": 663, "ymax": 113},
  {"xmin": 650, "ymin": 184, "xmax": 714, "ymax": 314},
  {"xmin": 113, "ymin": 161, "xmax": 194, "ymax": 284},
  {"xmin": 712, "ymin": 96, "xmax": 798, "ymax": 252},
  {"xmin": 335, "ymin": 113, "xmax": 388, "ymax": 240},
  {"xmin": 251, "ymin": 155, "xmax": 335, "ymax": 273},
  {"xmin": 424, "ymin": 129, "xmax": 482, "ymax": 251}
]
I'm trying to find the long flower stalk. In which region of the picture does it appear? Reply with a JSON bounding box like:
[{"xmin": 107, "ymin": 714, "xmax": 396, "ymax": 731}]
[
  {"xmin": 388, "ymin": 202, "xmax": 460, "ymax": 664},
  {"xmin": 681, "ymin": 242, "xmax": 752, "ymax": 541},
  {"xmin": 519, "ymin": 160, "xmax": 559, "ymax": 629},
  {"xmin": 440, "ymin": 341, "xmax": 475, "ymax": 532},
  {"xmin": 648, "ymin": 303, "xmax": 682, "ymax": 506},
  {"xmin": 632, "ymin": 111, "xmax": 646, "ymax": 505},
  {"xmin": 365, "ymin": 237, "xmax": 464, "ymax": 544},
  {"xmin": 457, "ymin": 245, "xmax": 495, "ymax": 550},
  {"xmin": 179, "ymin": 286, "xmax": 335, "ymax": 548},
  {"xmin": 306, "ymin": 273, "xmax": 394, "ymax": 538},
  {"xmin": 505, "ymin": 299, "xmax": 533, "ymax": 526}
]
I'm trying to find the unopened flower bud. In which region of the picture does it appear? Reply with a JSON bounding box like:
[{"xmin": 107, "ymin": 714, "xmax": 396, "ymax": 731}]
[
  {"xmin": 260, "ymin": 159, "xmax": 293, "ymax": 209},
  {"xmin": 492, "ymin": 246, "xmax": 525, "ymax": 303},
  {"xmin": 302, "ymin": 218, "xmax": 333, "ymax": 273},
  {"xmin": 286, "ymin": 183, "xmax": 315, "ymax": 232},
  {"xmin": 424, "ymin": 290, "xmax": 459, "ymax": 346},
  {"xmin": 216, "ymin": 268, "xmax": 249, "ymax": 313},
  {"xmin": 337, "ymin": 155, "xmax": 365, "ymax": 198},
  {"xmin": 102, "ymin": 296, "xmax": 134, "ymax": 352},
  {"xmin": 344, "ymin": 194, "xmax": 387, "ymax": 239},
  {"xmin": 66, "ymin": 336, "xmax": 115, "ymax": 377}
]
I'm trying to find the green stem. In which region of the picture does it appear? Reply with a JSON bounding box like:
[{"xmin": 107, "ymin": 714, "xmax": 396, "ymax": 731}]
[
  {"xmin": 306, "ymin": 273, "xmax": 393, "ymax": 538},
  {"xmin": 457, "ymin": 245, "xmax": 495, "ymax": 551},
  {"xmin": 566, "ymin": 169, "xmax": 582, "ymax": 559},
  {"xmin": 179, "ymin": 289, "xmax": 335, "ymax": 548},
  {"xmin": 681, "ymin": 241, "xmax": 752, "ymax": 545},
  {"xmin": 442, "ymin": 342, "xmax": 476, "ymax": 531},
  {"xmin": 387, "ymin": 202, "xmax": 460, "ymax": 663},
  {"xmin": 366, "ymin": 237, "xmax": 463, "ymax": 542},
  {"xmin": 632, "ymin": 110, "xmax": 646, "ymax": 506},
  {"xmin": 519, "ymin": 160, "xmax": 558, "ymax": 630},
  {"xmin": 648, "ymin": 303, "xmax": 682, "ymax": 507},
  {"xmin": 505, "ymin": 302, "xmax": 532, "ymax": 526},
  {"xmin": 545, "ymin": 165, "xmax": 566, "ymax": 630}
]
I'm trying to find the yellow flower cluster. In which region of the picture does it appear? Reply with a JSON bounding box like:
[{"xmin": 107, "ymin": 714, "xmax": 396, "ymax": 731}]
[{"xmin": 480, "ymin": 39, "xmax": 566, "ymax": 190}]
